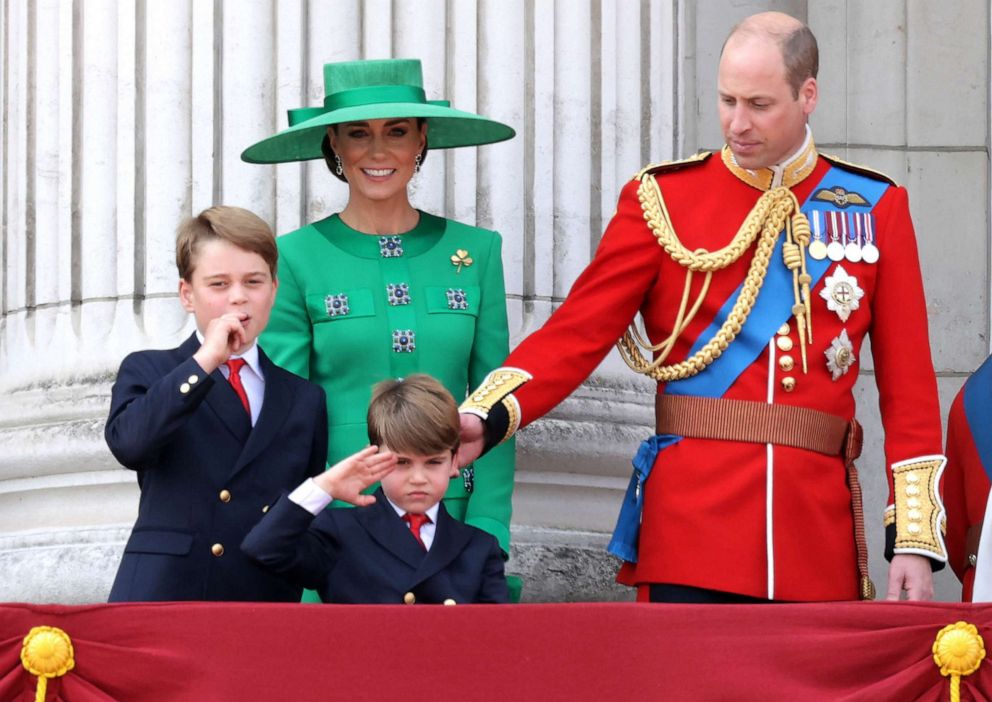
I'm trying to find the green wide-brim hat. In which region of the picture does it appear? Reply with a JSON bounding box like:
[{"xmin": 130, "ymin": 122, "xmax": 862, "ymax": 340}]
[{"xmin": 241, "ymin": 58, "xmax": 515, "ymax": 164}]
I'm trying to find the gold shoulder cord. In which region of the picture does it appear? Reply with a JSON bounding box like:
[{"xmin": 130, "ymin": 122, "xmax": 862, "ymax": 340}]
[{"xmin": 617, "ymin": 173, "xmax": 813, "ymax": 381}]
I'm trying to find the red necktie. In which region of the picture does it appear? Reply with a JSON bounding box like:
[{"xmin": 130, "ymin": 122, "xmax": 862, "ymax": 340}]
[
  {"xmin": 225, "ymin": 359, "xmax": 251, "ymax": 415},
  {"xmin": 403, "ymin": 513, "xmax": 431, "ymax": 550}
]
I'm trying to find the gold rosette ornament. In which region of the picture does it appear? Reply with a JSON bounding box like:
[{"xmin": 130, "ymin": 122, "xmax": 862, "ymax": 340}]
[
  {"xmin": 21, "ymin": 626, "xmax": 75, "ymax": 702},
  {"xmin": 933, "ymin": 621, "xmax": 985, "ymax": 702}
]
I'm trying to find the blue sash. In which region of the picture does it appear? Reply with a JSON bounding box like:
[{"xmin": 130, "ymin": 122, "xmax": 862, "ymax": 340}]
[
  {"xmin": 608, "ymin": 165, "xmax": 889, "ymax": 562},
  {"xmin": 962, "ymin": 355, "xmax": 992, "ymax": 482}
]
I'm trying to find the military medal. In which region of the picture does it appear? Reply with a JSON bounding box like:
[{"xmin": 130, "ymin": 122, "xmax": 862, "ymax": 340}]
[
  {"xmin": 808, "ymin": 210, "xmax": 828, "ymax": 260},
  {"xmin": 819, "ymin": 265, "xmax": 863, "ymax": 322},
  {"xmin": 825, "ymin": 329, "xmax": 856, "ymax": 380},
  {"xmin": 860, "ymin": 213, "xmax": 880, "ymax": 264},
  {"xmin": 844, "ymin": 212, "xmax": 862, "ymax": 263},
  {"xmin": 825, "ymin": 211, "xmax": 845, "ymax": 261}
]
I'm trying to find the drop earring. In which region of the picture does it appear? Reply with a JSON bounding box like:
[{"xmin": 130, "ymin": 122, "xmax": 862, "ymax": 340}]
[
  {"xmin": 414, "ymin": 154, "xmax": 422, "ymax": 174},
  {"xmin": 334, "ymin": 154, "xmax": 343, "ymax": 176}
]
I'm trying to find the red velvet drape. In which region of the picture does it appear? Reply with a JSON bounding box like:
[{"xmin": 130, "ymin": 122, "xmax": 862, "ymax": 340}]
[{"xmin": 1, "ymin": 601, "xmax": 990, "ymax": 701}]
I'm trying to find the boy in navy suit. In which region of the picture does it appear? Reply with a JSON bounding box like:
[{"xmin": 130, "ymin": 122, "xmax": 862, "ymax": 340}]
[
  {"xmin": 242, "ymin": 374, "xmax": 509, "ymax": 604},
  {"xmin": 106, "ymin": 206, "xmax": 328, "ymax": 602}
]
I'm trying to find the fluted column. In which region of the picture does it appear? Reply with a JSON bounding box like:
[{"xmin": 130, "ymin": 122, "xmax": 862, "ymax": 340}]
[{"xmin": 8, "ymin": 0, "xmax": 977, "ymax": 603}]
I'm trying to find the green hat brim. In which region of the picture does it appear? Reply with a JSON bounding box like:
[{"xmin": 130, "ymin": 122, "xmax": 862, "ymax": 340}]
[{"xmin": 241, "ymin": 102, "xmax": 515, "ymax": 164}]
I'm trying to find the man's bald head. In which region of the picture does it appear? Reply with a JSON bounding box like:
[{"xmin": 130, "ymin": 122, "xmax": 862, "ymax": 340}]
[{"xmin": 724, "ymin": 12, "xmax": 818, "ymax": 99}]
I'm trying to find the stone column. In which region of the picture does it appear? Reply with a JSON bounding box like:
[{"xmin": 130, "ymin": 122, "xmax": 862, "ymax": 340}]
[
  {"xmin": 0, "ymin": 0, "xmax": 681, "ymax": 603},
  {"xmin": 2, "ymin": 0, "xmax": 985, "ymax": 604}
]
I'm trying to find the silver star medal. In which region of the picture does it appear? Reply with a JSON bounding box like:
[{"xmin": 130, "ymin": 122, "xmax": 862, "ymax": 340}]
[
  {"xmin": 819, "ymin": 265, "xmax": 864, "ymax": 322},
  {"xmin": 825, "ymin": 329, "xmax": 856, "ymax": 380}
]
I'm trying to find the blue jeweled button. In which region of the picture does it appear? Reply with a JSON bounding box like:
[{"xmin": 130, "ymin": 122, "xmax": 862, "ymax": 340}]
[
  {"xmin": 324, "ymin": 293, "xmax": 350, "ymax": 317},
  {"xmin": 392, "ymin": 329, "xmax": 416, "ymax": 353},
  {"xmin": 379, "ymin": 236, "xmax": 404, "ymax": 258},
  {"xmin": 387, "ymin": 282, "xmax": 411, "ymax": 306},
  {"xmin": 446, "ymin": 288, "xmax": 468, "ymax": 310}
]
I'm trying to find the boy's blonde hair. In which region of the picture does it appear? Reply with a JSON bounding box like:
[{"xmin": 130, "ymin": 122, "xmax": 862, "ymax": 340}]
[
  {"xmin": 367, "ymin": 374, "xmax": 460, "ymax": 456},
  {"xmin": 175, "ymin": 206, "xmax": 278, "ymax": 281}
]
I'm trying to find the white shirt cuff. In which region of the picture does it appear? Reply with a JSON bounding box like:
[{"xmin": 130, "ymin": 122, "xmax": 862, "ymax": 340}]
[{"xmin": 288, "ymin": 478, "xmax": 333, "ymax": 515}]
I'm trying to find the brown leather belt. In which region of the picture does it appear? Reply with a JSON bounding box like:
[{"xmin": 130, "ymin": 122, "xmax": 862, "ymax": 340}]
[
  {"xmin": 655, "ymin": 393, "xmax": 873, "ymax": 599},
  {"xmin": 655, "ymin": 394, "xmax": 862, "ymax": 463}
]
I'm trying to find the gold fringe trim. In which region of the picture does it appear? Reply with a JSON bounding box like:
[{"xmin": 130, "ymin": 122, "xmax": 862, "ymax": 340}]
[{"xmin": 617, "ymin": 172, "xmax": 811, "ymax": 382}]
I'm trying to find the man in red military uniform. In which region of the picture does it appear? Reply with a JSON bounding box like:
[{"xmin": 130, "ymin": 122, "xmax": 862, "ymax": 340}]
[
  {"xmin": 943, "ymin": 357, "xmax": 992, "ymax": 601},
  {"xmin": 459, "ymin": 12, "xmax": 946, "ymax": 602}
]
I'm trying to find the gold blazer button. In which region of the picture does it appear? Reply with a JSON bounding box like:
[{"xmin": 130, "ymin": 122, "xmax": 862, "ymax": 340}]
[{"xmin": 211, "ymin": 543, "xmax": 224, "ymax": 557}]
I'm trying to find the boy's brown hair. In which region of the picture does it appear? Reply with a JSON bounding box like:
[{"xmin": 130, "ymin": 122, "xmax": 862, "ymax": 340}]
[
  {"xmin": 367, "ymin": 374, "xmax": 460, "ymax": 456},
  {"xmin": 175, "ymin": 205, "xmax": 278, "ymax": 281}
]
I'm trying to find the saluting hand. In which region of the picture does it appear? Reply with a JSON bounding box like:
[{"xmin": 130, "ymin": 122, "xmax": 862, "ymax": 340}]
[{"xmin": 316, "ymin": 446, "xmax": 397, "ymax": 507}]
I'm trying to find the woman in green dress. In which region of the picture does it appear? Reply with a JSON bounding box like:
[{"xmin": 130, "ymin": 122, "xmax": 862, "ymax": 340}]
[{"xmin": 242, "ymin": 59, "xmax": 519, "ymax": 598}]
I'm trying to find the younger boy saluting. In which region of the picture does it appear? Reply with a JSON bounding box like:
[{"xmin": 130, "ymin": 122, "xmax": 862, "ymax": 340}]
[
  {"xmin": 242, "ymin": 374, "xmax": 509, "ymax": 604},
  {"xmin": 106, "ymin": 206, "xmax": 328, "ymax": 602}
]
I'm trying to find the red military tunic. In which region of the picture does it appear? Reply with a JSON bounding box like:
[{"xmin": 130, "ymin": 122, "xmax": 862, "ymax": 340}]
[
  {"xmin": 943, "ymin": 361, "xmax": 992, "ymax": 601},
  {"xmin": 468, "ymin": 136, "xmax": 945, "ymax": 601}
]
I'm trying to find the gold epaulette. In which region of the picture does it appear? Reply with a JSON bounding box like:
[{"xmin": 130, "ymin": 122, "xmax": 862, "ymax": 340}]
[
  {"xmin": 632, "ymin": 151, "xmax": 712, "ymax": 182},
  {"xmin": 819, "ymin": 152, "xmax": 897, "ymax": 186}
]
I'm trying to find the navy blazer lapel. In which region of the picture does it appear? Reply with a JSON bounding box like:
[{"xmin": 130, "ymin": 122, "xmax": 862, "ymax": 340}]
[
  {"xmin": 203, "ymin": 368, "xmax": 252, "ymax": 443},
  {"xmin": 176, "ymin": 332, "xmax": 202, "ymax": 360},
  {"xmin": 229, "ymin": 349, "xmax": 292, "ymax": 478},
  {"xmin": 357, "ymin": 491, "xmax": 426, "ymax": 569},
  {"xmin": 412, "ymin": 502, "xmax": 472, "ymax": 583}
]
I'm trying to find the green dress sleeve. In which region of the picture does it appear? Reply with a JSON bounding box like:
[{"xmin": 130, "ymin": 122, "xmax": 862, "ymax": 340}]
[
  {"xmin": 261, "ymin": 239, "xmax": 313, "ymax": 378},
  {"xmin": 462, "ymin": 231, "xmax": 516, "ymax": 554}
]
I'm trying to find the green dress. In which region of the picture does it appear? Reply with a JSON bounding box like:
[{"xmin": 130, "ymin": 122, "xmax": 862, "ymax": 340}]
[{"xmin": 261, "ymin": 211, "xmax": 516, "ymax": 559}]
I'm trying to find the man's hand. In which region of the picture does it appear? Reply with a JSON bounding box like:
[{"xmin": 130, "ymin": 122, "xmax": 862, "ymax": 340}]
[
  {"xmin": 316, "ymin": 446, "xmax": 397, "ymax": 506},
  {"xmin": 457, "ymin": 413, "xmax": 485, "ymax": 468},
  {"xmin": 885, "ymin": 553, "xmax": 935, "ymax": 601},
  {"xmin": 193, "ymin": 313, "xmax": 248, "ymax": 373}
]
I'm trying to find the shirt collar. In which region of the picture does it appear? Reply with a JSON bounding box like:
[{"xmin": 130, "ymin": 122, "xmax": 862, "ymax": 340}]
[
  {"xmin": 722, "ymin": 125, "xmax": 818, "ymax": 191},
  {"xmin": 194, "ymin": 331, "xmax": 263, "ymax": 379},
  {"xmin": 385, "ymin": 494, "xmax": 440, "ymax": 524}
]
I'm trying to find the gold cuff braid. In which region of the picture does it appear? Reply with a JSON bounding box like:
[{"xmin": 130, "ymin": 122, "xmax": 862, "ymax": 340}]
[
  {"xmin": 499, "ymin": 396, "xmax": 521, "ymax": 445},
  {"xmin": 461, "ymin": 368, "xmax": 532, "ymax": 417},
  {"xmin": 460, "ymin": 368, "xmax": 532, "ymax": 445},
  {"xmin": 891, "ymin": 455, "xmax": 947, "ymax": 561}
]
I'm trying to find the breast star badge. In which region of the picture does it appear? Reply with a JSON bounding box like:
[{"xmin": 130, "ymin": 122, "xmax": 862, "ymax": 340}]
[
  {"xmin": 819, "ymin": 265, "xmax": 864, "ymax": 322},
  {"xmin": 825, "ymin": 329, "xmax": 856, "ymax": 380}
]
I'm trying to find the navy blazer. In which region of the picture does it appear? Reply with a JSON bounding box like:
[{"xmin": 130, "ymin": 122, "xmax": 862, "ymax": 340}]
[
  {"xmin": 241, "ymin": 488, "xmax": 509, "ymax": 604},
  {"xmin": 106, "ymin": 333, "xmax": 328, "ymax": 602}
]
